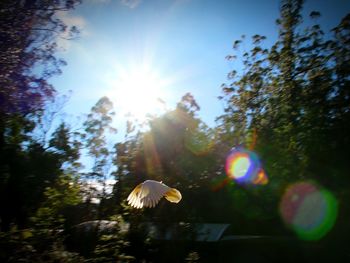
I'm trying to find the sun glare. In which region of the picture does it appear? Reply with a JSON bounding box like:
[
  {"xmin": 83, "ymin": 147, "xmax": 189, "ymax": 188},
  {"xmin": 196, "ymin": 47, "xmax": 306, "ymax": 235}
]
[{"xmin": 106, "ymin": 64, "xmax": 168, "ymax": 120}]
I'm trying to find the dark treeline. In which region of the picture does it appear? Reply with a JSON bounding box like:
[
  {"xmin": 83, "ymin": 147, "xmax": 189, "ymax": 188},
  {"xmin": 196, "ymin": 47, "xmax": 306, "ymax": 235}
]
[{"xmin": 0, "ymin": 0, "xmax": 349, "ymax": 262}]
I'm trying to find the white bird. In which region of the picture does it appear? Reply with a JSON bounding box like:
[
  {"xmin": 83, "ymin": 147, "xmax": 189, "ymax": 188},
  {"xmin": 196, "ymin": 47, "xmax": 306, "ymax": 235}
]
[{"xmin": 127, "ymin": 180, "xmax": 182, "ymax": 209}]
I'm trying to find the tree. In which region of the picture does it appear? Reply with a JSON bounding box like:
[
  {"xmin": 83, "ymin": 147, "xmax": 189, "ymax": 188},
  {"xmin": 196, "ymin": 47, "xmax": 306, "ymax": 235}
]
[
  {"xmin": 81, "ymin": 97, "xmax": 117, "ymax": 218},
  {"xmin": 219, "ymin": 0, "xmax": 350, "ymax": 237},
  {"xmin": 0, "ymin": 0, "xmax": 80, "ymax": 115},
  {"xmin": 221, "ymin": 0, "xmax": 349, "ymax": 186},
  {"xmin": 0, "ymin": 0, "xmax": 82, "ymax": 231}
]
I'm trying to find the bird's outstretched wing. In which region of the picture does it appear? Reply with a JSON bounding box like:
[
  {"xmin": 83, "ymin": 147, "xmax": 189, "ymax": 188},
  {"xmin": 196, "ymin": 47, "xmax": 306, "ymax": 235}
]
[
  {"xmin": 127, "ymin": 180, "xmax": 181, "ymax": 209},
  {"xmin": 127, "ymin": 183, "xmax": 144, "ymax": 209},
  {"xmin": 164, "ymin": 188, "xmax": 182, "ymax": 203}
]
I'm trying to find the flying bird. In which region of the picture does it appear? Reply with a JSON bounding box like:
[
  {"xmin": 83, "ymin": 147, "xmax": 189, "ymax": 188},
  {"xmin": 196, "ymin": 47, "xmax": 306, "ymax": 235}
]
[{"xmin": 127, "ymin": 180, "xmax": 182, "ymax": 209}]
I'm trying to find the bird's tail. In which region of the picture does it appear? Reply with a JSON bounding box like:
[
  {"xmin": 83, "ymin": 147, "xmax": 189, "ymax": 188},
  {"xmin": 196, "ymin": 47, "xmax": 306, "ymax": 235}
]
[{"xmin": 164, "ymin": 188, "xmax": 182, "ymax": 203}]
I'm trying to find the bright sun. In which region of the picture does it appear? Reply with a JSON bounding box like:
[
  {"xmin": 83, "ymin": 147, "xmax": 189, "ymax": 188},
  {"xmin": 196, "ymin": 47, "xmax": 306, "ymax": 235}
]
[{"xmin": 106, "ymin": 64, "xmax": 168, "ymax": 120}]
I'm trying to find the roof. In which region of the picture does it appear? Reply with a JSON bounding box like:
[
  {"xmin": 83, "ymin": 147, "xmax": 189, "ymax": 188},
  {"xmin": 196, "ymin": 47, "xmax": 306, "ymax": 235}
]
[
  {"xmin": 143, "ymin": 222, "xmax": 230, "ymax": 242},
  {"xmin": 194, "ymin": 223, "xmax": 230, "ymax": 242}
]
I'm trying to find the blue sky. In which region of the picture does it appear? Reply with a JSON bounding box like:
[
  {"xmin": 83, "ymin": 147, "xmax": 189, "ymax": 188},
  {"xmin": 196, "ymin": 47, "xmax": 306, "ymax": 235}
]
[{"xmin": 52, "ymin": 0, "xmax": 350, "ymax": 136}]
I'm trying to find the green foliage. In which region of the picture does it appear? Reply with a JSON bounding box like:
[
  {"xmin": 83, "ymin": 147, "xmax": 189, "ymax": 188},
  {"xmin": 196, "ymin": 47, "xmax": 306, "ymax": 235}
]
[
  {"xmin": 185, "ymin": 251, "xmax": 200, "ymax": 262},
  {"xmin": 87, "ymin": 216, "xmax": 134, "ymax": 263},
  {"xmin": 9, "ymin": 173, "xmax": 84, "ymax": 263},
  {"xmin": 0, "ymin": 223, "xmax": 84, "ymax": 263},
  {"xmin": 32, "ymin": 173, "xmax": 82, "ymax": 229},
  {"xmin": 220, "ymin": 0, "xmax": 350, "ymax": 192},
  {"xmin": 49, "ymin": 123, "xmax": 81, "ymax": 165}
]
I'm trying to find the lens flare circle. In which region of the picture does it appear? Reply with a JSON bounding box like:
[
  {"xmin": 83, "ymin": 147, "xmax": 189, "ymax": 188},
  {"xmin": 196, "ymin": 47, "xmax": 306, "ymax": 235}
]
[
  {"xmin": 230, "ymin": 155, "xmax": 251, "ymax": 179},
  {"xmin": 279, "ymin": 182, "xmax": 338, "ymax": 241},
  {"xmin": 225, "ymin": 148, "xmax": 264, "ymax": 184}
]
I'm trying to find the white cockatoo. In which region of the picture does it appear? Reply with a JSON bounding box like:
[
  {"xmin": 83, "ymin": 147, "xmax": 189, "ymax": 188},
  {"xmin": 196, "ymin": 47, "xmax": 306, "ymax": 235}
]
[{"xmin": 127, "ymin": 180, "xmax": 182, "ymax": 209}]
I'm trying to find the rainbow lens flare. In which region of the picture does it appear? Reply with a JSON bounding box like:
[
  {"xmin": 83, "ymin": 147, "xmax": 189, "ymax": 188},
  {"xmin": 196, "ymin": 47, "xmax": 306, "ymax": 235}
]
[
  {"xmin": 279, "ymin": 182, "xmax": 338, "ymax": 241},
  {"xmin": 225, "ymin": 148, "xmax": 266, "ymax": 184}
]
